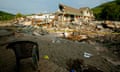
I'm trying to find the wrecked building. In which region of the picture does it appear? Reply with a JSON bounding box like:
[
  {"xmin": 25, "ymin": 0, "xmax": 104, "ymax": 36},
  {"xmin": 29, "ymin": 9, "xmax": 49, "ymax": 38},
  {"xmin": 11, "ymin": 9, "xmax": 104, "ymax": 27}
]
[
  {"xmin": 56, "ymin": 4, "xmax": 94, "ymax": 25},
  {"xmin": 19, "ymin": 4, "xmax": 94, "ymax": 28}
]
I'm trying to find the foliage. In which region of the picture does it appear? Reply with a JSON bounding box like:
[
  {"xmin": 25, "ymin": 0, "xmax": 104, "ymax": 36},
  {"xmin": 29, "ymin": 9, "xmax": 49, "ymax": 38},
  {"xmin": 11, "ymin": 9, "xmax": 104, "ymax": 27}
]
[
  {"xmin": 100, "ymin": 2, "xmax": 120, "ymax": 21},
  {"xmin": 92, "ymin": 2, "xmax": 113, "ymax": 20},
  {"xmin": 15, "ymin": 13, "xmax": 24, "ymax": 18},
  {"xmin": 115, "ymin": 0, "xmax": 120, "ymax": 4},
  {"xmin": 0, "ymin": 11, "xmax": 15, "ymax": 21},
  {"xmin": 92, "ymin": 1, "xmax": 120, "ymax": 21}
]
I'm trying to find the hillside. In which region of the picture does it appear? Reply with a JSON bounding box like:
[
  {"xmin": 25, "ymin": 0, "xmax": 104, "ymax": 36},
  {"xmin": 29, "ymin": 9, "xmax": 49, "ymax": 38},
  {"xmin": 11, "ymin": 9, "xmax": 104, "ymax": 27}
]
[
  {"xmin": 0, "ymin": 11, "xmax": 15, "ymax": 20},
  {"xmin": 92, "ymin": 0, "xmax": 120, "ymax": 21},
  {"xmin": 92, "ymin": 1, "xmax": 114, "ymax": 15}
]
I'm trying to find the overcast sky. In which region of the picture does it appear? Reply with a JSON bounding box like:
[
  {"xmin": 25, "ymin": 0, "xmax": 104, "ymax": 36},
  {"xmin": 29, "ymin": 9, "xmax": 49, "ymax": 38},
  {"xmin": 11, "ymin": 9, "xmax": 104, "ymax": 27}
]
[{"xmin": 0, "ymin": 0, "xmax": 113, "ymax": 14}]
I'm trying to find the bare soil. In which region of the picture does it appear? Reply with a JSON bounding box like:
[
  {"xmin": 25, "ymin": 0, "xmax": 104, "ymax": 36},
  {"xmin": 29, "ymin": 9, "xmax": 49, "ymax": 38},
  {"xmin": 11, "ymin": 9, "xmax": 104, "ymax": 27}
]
[{"xmin": 0, "ymin": 26, "xmax": 120, "ymax": 72}]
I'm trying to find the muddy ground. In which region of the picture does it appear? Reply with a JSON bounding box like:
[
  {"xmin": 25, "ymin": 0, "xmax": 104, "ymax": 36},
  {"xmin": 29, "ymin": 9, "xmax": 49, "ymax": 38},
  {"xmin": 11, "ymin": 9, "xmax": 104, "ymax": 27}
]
[{"xmin": 0, "ymin": 26, "xmax": 120, "ymax": 72}]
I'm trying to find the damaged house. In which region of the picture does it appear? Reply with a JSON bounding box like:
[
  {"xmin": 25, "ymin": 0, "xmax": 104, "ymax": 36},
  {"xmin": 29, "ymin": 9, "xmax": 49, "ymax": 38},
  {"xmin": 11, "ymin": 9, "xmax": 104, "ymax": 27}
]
[{"xmin": 57, "ymin": 4, "xmax": 94, "ymax": 24}]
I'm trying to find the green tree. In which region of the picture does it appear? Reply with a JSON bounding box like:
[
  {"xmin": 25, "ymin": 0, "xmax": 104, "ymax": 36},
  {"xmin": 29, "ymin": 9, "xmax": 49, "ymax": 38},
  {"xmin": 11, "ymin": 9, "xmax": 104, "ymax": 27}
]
[
  {"xmin": 0, "ymin": 11, "xmax": 15, "ymax": 21},
  {"xmin": 115, "ymin": 0, "xmax": 120, "ymax": 4},
  {"xmin": 15, "ymin": 13, "xmax": 23, "ymax": 18},
  {"xmin": 100, "ymin": 2, "xmax": 120, "ymax": 21}
]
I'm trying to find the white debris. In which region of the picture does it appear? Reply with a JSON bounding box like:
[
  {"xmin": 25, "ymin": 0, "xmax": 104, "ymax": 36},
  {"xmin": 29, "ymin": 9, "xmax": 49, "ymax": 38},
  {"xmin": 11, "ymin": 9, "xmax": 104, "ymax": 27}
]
[
  {"xmin": 52, "ymin": 39, "xmax": 55, "ymax": 43},
  {"xmin": 84, "ymin": 52, "xmax": 93, "ymax": 58}
]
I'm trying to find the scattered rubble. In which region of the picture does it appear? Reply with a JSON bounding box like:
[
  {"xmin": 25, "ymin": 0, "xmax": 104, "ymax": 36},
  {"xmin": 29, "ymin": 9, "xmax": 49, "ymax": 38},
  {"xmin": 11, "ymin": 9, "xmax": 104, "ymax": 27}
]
[
  {"xmin": 66, "ymin": 35, "xmax": 88, "ymax": 41},
  {"xmin": 11, "ymin": 19, "xmax": 120, "ymax": 43}
]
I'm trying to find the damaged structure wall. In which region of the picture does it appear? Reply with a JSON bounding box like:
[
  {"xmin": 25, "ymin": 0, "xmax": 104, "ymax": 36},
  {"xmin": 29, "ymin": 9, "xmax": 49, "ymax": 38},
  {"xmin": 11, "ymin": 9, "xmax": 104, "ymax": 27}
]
[{"xmin": 57, "ymin": 4, "xmax": 94, "ymax": 25}]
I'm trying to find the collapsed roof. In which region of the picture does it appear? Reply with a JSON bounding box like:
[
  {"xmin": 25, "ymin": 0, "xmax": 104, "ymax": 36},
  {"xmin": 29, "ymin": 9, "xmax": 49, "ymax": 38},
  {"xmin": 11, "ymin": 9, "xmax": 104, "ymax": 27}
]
[{"xmin": 59, "ymin": 4, "xmax": 92, "ymax": 16}]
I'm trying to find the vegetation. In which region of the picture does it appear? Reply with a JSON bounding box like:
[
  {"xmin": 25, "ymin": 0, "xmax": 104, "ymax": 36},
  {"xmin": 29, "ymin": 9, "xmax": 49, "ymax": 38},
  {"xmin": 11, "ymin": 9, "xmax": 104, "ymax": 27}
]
[
  {"xmin": 92, "ymin": 0, "xmax": 120, "ymax": 21},
  {"xmin": 15, "ymin": 12, "xmax": 24, "ymax": 18},
  {"xmin": 0, "ymin": 11, "xmax": 15, "ymax": 21},
  {"xmin": 0, "ymin": 11, "xmax": 25, "ymax": 21},
  {"xmin": 115, "ymin": 0, "xmax": 120, "ymax": 4}
]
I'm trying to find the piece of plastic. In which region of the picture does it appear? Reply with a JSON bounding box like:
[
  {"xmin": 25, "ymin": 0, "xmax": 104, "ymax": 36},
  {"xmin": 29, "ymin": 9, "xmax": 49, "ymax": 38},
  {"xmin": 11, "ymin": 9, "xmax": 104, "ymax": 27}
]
[
  {"xmin": 43, "ymin": 55, "xmax": 49, "ymax": 60},
  {"xmin": 84, "ymin": 52, "xmax": 93, "ymax": 58}
]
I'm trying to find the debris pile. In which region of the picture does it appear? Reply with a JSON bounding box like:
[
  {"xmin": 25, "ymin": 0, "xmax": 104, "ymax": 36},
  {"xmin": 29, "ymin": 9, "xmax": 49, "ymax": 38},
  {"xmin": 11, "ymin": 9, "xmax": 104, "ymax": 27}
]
[{"xmin": 12, "ymin": 20, "xmax": 120, "ymax": 42}]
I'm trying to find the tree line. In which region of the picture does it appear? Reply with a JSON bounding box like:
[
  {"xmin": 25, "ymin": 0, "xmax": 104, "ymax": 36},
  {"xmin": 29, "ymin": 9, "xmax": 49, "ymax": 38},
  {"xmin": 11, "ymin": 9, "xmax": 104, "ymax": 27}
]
[
  {"xmin": 0, "ymin": 11, "xmax": 15, "ymax": 21},
  {"xmin": 0, "ymin": 11, "xmax": 24, "ymax": 21}
]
